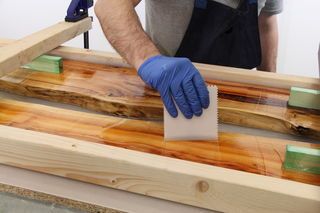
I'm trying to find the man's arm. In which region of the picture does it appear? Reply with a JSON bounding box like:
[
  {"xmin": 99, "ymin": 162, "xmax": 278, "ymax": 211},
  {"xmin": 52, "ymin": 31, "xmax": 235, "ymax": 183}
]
[
  {"xmin": 94, "ymin": 0, "xmax": 209, "ymax": 119},
  {"xmin": 258, "ymin": 12, "xmax": 279, "ymax": 72},
  {"xmin": 94, "ymin": 0, "xmax": 159, "ymax": 69}
]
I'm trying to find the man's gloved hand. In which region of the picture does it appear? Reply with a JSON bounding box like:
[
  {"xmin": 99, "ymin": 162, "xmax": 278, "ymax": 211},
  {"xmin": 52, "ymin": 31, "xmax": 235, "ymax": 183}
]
[{"xmin": 138, "ymin": 55, "xmax": 210, "ymax": 119}]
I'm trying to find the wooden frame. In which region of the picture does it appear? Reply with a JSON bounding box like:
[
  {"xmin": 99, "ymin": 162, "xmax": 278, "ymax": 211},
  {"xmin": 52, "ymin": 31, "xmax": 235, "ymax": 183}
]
[
  {"xmin": 0, "ymin": 125, "xmax": 319, "ymax": 213},
  {"xmin": 0, "ymin": 18, "xmax": 92, "ymax": 77},
  {"xmin": 0, "ymin": 36, "xmax": 319, "ymax": 212}
]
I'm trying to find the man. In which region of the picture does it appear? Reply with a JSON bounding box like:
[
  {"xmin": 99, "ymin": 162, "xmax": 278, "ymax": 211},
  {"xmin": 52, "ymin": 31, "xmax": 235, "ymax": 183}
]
[{"xmin": 95, "ymin": 0, "xmax": 283, "ymax": 119}]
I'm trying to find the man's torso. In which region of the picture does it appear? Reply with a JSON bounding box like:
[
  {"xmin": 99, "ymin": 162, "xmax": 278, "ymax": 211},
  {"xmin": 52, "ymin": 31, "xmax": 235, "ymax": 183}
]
[{"xmin": 145, "ymin": 0, "xmax": 282, "ymax": 56}]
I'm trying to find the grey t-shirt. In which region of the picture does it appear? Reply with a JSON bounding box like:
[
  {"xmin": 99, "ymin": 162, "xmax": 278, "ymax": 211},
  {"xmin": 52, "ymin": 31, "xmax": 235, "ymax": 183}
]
[{"xmin": 145, "ymin": 0, "xmax": 283, "ymax": 56}]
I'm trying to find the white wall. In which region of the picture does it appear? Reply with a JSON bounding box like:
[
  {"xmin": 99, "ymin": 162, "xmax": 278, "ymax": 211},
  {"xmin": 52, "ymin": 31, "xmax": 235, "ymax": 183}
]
[
  {"xmin": 0, "ymin": 0, "xmax": 146, "ymax": 52},
  {"xmin": 0, "ymin": 0, "xmax": 319, "ymax": 78},
  {"xmin": 277, "ymin": 0, "xmax": 320, "ymax": 78}
]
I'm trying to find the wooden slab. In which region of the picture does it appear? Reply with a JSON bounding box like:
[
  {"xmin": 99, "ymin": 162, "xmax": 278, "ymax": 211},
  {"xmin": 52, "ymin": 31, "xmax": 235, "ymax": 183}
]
[
  {"xmin": 0, "ymin": 98, "xmax": 319, "ymax": 186},
  {"xmin": 1, "ymin": 60, "xmax": 319, "ymax": 140}
]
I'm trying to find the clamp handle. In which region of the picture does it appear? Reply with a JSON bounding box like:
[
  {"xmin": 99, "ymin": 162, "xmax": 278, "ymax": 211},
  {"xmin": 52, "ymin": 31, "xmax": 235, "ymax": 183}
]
[
  {"xmin": 65, "ymin": 0, "xmax": 93, "ymax": 49},
  {"xmin": 65, "ymin": 0, "xmax": 93, "ymax": 22}
]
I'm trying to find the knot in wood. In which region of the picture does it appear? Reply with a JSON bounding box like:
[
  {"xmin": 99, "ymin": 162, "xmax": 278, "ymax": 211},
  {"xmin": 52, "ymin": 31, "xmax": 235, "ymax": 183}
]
[{"xmin": 197, "ymin": 180, "xmax": 209, "ymax": 193}]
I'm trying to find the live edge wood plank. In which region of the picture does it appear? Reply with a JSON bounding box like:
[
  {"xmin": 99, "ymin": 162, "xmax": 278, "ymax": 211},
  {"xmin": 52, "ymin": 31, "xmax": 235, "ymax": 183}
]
[
  {"xmin": 0, "ymin": 59, "xmax": 319, "ymax": 140},
  {"xmin": 0, "ymin": 112, "xmax": 319, "ymax": 212},
  {"xmin": 0, "ymin": 97, "xmax": 319, "ymax": 187},
  {"xmin": 0, "ymin": 39, "xmax": 319, "ymax": 139},
  {"xmin": 0, "ymin": 18, "xmax": 92, "ymax": 77}
]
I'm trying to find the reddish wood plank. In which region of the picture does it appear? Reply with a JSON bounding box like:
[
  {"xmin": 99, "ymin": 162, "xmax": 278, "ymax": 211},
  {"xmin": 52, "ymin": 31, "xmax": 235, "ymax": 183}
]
[
  {"xmin": 0, "ymin": 98, "xmax": 319, "ymax": 186},
  {"xmin": 0, "ymin": 60, "xmax": 319, "ymax": 139}
]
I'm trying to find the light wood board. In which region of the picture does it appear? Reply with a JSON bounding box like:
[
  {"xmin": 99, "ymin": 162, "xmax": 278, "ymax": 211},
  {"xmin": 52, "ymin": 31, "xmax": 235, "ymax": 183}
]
[
  {"xmin": 0, "ymin": 18, "xmax": 92, "ymax": 77},
  {"xmin": 0, "ymin": 39, "xmax": 319, "ymax": 90},
  {"xmin": 0, "ymin": 123, "xmax": 319, "ymax": 213}
]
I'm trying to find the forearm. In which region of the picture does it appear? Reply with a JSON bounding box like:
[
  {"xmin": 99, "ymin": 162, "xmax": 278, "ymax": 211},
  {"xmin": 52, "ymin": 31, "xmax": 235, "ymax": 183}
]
[
  {"xmin": 95, "ymin": 0, "xmax": 160, "ymax": 69},
  {"xmin": 258, "ymin": 12, "xmax": 279, "ymax": 72}
]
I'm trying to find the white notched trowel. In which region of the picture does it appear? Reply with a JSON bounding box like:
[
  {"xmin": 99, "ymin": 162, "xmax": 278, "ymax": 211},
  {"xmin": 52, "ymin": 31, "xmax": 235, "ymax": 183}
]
[{"xmin": 164, "ymin": 85, "xmax": 218, "ymax": 141}]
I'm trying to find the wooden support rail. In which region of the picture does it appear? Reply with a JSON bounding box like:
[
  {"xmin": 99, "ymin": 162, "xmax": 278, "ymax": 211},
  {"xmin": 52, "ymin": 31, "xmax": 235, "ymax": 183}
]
[
  {"xmin": 0, "ymin": 39, "xmax": 319, "ymax": 90},
  {"xmin": 0, "ymin": 18, "xmax": 92, "ymax": 77}
]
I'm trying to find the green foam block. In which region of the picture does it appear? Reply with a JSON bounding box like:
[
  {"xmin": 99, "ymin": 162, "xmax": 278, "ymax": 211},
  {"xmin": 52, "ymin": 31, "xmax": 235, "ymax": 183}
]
[
  {"xmin": 22, "ymin": 55, "xmax": 63, "ymax": 74},
  {"xmin": 283, "ymin": 145, "xmax": 320, "ymax": 175},
  {"xmin": 288, "ymin": 87, "xmax": 320, "ymax": 110}
]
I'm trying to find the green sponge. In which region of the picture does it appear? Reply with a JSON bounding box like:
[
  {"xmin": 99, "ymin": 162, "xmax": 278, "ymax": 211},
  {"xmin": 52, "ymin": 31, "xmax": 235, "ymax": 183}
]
[
  {"xmin": 283, "ymin": 145, "xmax": 320, "ymax": 175},
  {"xmin": 288, "ymin": 87, "xmax": 320, "ymax": 110},
  {"xmin": 22, "ymin": 55, "xmax": 63, "ymax": 74}
]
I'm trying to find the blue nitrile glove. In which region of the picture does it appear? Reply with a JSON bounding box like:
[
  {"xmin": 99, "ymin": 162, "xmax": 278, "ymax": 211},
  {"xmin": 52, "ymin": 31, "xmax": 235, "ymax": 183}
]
[{"xmin": 138, "ymin": 55, "xmax": 210, "ymax": 119}]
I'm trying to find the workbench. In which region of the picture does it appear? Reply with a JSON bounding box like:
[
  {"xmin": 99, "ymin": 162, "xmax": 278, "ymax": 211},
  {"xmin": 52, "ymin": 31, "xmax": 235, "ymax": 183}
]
[{"xmin": 0, "ymin": 18, "xmax": 319, "ymax": 213}]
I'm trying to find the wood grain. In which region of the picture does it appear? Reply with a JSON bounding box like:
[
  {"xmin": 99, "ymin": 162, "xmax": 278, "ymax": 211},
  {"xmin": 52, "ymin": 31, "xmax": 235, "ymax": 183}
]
[
  {"xmin": 0, "ymin": 98, "xmax": 318, "ymax": 186},
  {"xmin": 0, "ymin": 18, "xmax": 91, "ymax": 77},
  {"xmin": 1, "ymin": 59, "xmax": 319, "ymax": 140}
]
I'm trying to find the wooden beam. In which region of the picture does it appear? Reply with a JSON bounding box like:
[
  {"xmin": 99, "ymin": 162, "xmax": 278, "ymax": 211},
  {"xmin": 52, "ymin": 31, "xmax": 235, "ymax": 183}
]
[
  {"xmin": 50, "ymin": 46, "xmax": 130, "ymax": 68},
  {"xmin": 0, "ymin": 18, "xmax": 92, "ymax": 77},
  {"xmin": 0, "ymin": 38, "xmax": 15, "ymax": 46},
  {"xmin": 49, "ymin": 46, "xmax": 320, "ymax": 90},
  {"xmin": 39, "ymin": 46, "xmax": 320, "ymax": 91},
  {"xmin": 0, "ymin": 125, "xmax": 319, "ymax": 213},
  {"xmin": 0, "ymin": 38, "xmax": 318, "ymax": 89},
  {"xmin": 0, "ymin": 39, "xmax": 129, "ymax": 68}
]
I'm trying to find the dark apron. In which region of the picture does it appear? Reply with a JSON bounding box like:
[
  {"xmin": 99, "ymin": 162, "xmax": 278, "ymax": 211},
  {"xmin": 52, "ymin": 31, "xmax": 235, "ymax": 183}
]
[{"xmin": 175, "ymin": 0, "xmax": 261, "ymax": 69}]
